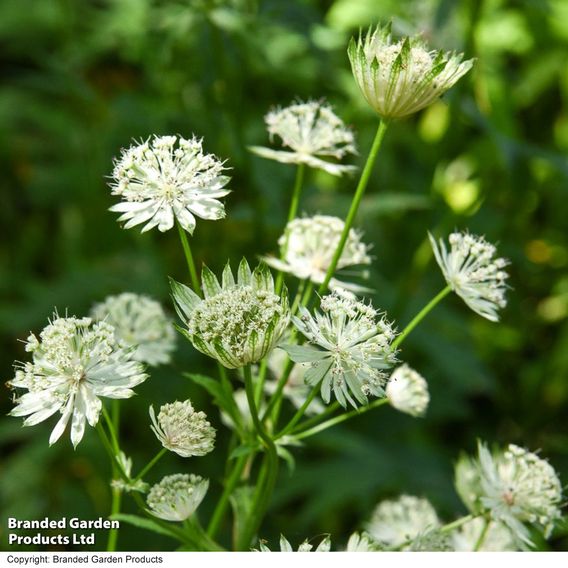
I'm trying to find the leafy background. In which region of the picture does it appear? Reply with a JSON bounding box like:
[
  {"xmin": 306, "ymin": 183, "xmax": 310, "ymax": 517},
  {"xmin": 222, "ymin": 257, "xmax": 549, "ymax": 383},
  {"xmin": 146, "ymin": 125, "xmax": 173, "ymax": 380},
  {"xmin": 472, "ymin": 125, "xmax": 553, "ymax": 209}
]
[{"xmin": 1, "ymin": 0, "xmax": 567, "ymax": 552}]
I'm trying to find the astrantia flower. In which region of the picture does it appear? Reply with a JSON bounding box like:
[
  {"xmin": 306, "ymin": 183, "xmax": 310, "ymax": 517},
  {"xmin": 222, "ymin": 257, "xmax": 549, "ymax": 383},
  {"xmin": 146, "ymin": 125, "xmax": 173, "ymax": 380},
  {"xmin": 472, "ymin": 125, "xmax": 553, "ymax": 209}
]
[
  {"xmin": 429, "ymin": 231, "xmax": 509, "ymax": 322},
  {"xmin": 386, "ymin": 364, "xmax": 429, "ymax": 417},
  {"xmin": 90, "ymin": 293, "xmax": 176, "ymax": 366},
  {"xmin": 150, "ymin": 399, "xmax": 215, "ymax": 458},
  {"xmin": 8, "ymin": 315, "xmax": 147, "ymax": 448},
  {"xmin": 255, "ymin": 535, "xmax": 331, "ymax": 552},
  {"xmin": 462, "ymin": 442, "xmax": 563, "ymax": 545},
  {"xmin": 348, "ymin": 23, "xmax": 473, "ymax": 119},
  {"xmin": 109, "ymin": 135, "xmax": 230, "ymax": 234},
  {"xmin": 345, "ymin": 532, "xmax": 381, "ymax": 552},
  {"xmin": 264, "ymin": 215, "xmax": 372, "ymax": 293},
  {"xmin": 171, "ymin": 260, "xmax": 290, "ymax": 369},
  {"xmin": 146, "ymin": 473, "xmax": 208, "ymax": 522},
  {"xmin": 367, "ymin": 495, "xmax": 441, "ymax": 549},
  {"xmin": 249, "ymin": 100, "xmax": 357, "ymax": 176},
  {"xmin": 451, "ymin": 518, "xmax": 516, "ymax": 552},
  {"xmin": 284, "ymin": 292, "xmax": 397, "ymax": 408}
]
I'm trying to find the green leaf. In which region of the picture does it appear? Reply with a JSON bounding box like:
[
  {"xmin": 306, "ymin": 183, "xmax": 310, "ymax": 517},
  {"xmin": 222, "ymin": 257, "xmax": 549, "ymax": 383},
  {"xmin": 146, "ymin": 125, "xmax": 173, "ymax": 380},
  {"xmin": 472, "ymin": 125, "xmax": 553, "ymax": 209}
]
[{"xmin": 111, "ymin": 514, "xmax": 183, "ymax": 541}]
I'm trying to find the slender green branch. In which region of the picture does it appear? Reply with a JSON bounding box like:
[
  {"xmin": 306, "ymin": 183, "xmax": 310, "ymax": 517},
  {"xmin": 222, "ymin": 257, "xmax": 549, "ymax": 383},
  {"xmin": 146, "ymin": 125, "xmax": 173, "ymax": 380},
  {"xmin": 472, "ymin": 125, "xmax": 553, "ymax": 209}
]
[
  {"xmin": 102, "ymin": 406, "xmax": 120, "ymax": 454},
  {"xmin": 289, "ymin": 401, "xmax": 340, "ymax": 436},
  {"xmin": 275, "ymin": 385, "xmax": 320, "ymax": 439},
  {"xmin": 289, "ymin": 398, "xmax": 389, "ymax": 441},
  {"xmin": 474, "ymin": 517, "xmax": 490, "ymax": 551},
  {"xmin": 261, "ymin": 358, "xmax": 294, "ymax": 422},
  {"xmin": 319, "ymin": 120, "xmax": 389, "ymax": 294},
  {"xmin": 133, "ymin": 448, "xmax": 167, "ymax": 482},
  {"xmin": 177, "ymin": 221, "xmax": 200, "ymax": 293},
  {"xmin": 392, "ymin": 285, "xmax": 452, "ymax": 350},
  {"xmin": 107, "ymin": 488, "xmax": 122, "ymax": 551}
]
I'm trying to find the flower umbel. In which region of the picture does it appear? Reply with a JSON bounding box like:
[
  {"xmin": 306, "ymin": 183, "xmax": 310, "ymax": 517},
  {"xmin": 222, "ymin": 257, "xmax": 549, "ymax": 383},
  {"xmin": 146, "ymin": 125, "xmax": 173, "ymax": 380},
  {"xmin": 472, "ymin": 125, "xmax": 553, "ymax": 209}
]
[
  {"xmin": 171, "ymin": 259, "xmax": 290, "ymax": 369},
  {"xmin": 146, "ymin": 473, "xmax": 209, "ymax": 522},
  {"xmin": 249, "ymin": 100, "xmax": 357, "ymax": 176},
  {"xmin": 348, "ymin": 23, "xmax": 473, "ymax": 119},
  {"xmin": 90, "ymin": 293, "xmax": 176, "ymax": 366},
  {"xmin": 264, "ymin": 215, "xmax": 371, "ymax": 293},
  {"xmin": 429, "ymin": 231, "xmax": 509, "ymax": 322},
  {"xmin": 150, "ymin": 399, "xmax": 216, "ymax": 458},
  {"xmin": 8, "ymin": 314, "xmax": 147, "ymax": 447},
  {"xmin": 386, "ymin": 364, "xmax": 429, "ymax": 417},
  {"xmin": 109, "ymin": 135, "xmax": 230, "ymax": 234},
  {"xmin": 285, "ymin": 292, "xmax": 397, "ymax": 408}
]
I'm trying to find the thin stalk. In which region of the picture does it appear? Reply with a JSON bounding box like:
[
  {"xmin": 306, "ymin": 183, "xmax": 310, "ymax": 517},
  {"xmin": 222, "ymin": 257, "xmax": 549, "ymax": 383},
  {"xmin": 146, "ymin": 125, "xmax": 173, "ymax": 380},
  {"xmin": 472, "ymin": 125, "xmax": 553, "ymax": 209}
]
[
  {"xmin": 207, "ymin": 454, "xmax": 248, "ymax": 539},
  {"xmin": 319, "ymin": 120, "xmax": 388, "ymax": 294},
  {"xmin": 289, "ymin": 279, "xmax": 306, "ymax": 315},
  {"xmin": 102, "ymin": 406, "xmax": 120, "ymax": 454},
  {"xmin": 95, "ymin": 423, "xmax": 127, "ymax": 479},
  {"xmin": 275, "ymin": 385, "xmax": 321, "ymax": 439},
  {"xmin": 474, "ymin": 518, "xmax": 490, "ymax": 551},
  {"xmin": 133, "ymin": 448, "xmax": 167, "ymax": 482},
  {"xmin": 289, "ymin": 398, "xmax": 389, "ymax": 441},
  {"xmin": 289, "ymin": 401, "xmax": 340, "ymax": 436},
  {"xmin": 240, "ymin": 365, "xmax": 279, "ymax": 550},
  {"xmin": 392, "ymin": 285, "xmax": 452, "ymax": 350},
  {"xmin": 177, "ymin": 221, "xmax": 200, "ymax": 293},
  {"xmin": 106, "ymin": 488, "xmax": 121, "ymax": 551},
  {"xmin": 261, "ymin": 358, "xmax": 294, "ymax": 422}
]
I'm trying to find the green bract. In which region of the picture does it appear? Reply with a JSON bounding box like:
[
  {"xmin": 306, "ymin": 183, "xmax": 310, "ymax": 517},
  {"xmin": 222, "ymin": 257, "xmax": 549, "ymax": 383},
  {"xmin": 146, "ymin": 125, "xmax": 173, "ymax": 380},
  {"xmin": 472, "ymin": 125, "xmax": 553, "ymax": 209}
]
[{"xmin": 171, "ymin": 259, "xmax": 290, "ymax": 369}]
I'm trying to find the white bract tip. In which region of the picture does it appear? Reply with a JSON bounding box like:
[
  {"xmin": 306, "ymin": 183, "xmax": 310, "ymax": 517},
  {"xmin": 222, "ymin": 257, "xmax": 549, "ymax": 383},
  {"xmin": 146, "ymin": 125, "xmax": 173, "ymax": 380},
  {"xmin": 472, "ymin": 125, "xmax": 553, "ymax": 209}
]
[
  {"xmin": 348, "ymin": 23, "xmax": 474, "ymax": 119},
  {"xmin": 386, "ymin": 364, "xmax": 430, "ymax": 417},
  {"xmin": 90, "ymin": 292, "xmax": 176, "ymax": 366},
  {"xmin": 429, "ymin": 231, "xmax": 509, "ymax": 321},
  {"xmin": 255, "ymin": 534, "xmax": 331, "ymax": 552},
  {"xmin": 451, "ymin": 517, "xmax": 517, "ymax": 551},
  {"xmin": 150, "ymin": 400, "xmax": 216, "ymax": 458},
  {"xmin": 250, "ymin": 100, "xmax": 357, "ymax": 176},
  {"xmin": 146, "ymin": 473, "xmax": 208, "ymax": 522},
  {"xmin": 109, "ymin": 135, "xmax": 230, "ymax": 234},
  {"xmin": 8, "ymin": 314, "xmax": 148, "ymax": 448}
]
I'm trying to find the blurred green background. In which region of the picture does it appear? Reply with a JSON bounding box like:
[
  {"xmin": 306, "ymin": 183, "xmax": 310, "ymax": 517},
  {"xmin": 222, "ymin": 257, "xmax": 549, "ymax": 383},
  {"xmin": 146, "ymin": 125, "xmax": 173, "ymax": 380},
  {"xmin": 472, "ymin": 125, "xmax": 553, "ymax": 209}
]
[{"xmin": 1, "ymin": 0, "xmax": 568, "ymax": 552}]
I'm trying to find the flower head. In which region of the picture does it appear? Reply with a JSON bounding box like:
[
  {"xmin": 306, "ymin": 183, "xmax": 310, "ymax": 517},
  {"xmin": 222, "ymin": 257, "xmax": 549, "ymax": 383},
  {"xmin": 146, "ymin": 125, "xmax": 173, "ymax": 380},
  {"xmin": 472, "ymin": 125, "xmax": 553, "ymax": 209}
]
[
  {"xmin": 460, "ymin": 442, "xmax": 563, "ymax": 545},
  {"xmin": 284, "ymin": 292, "xmax": 397, "ymax": 408},
  {"xmin": 264, "ymin": 215, "xmax": 371, "ymax": 293},
  {"xmin": 451, "ymin": 518, "xmax": 516, "ymax": 551},
  {"xmin": 109, "ymin": 135, "xmax": 230, "ymax": 234},
  {"xmin": 146, "ymin": 473, "xmax": 208, "ymax": 522},
  {"xmin": 249, "ymin": 100, "xmax": 356, "ymax": 176},
  {"xmin": 386, "ymin": 364, "xmax": 429, "ymax": 417},
  {"xmin": 150, "ymin": 400, "xmax": 216, "ymax": 458},
  {"xmin": 348, "ymin": 23, "xmax": 473, "ymax": 119},
  {"xmin": 90, "ymin": 293, "xmax": 176, "ymax": 366},
  {"xmin": 255, "ymin": 535, "xmax": 331, "ymax": 552},
  {"xmin": 8, "ymin": 314, "xmax": 147, "ymax": 448},
  {"xmin": 429, "ymin": 231, "xmax": 509, "ymax": 322},
  {"xmin": 171, "ymin": 260, "xmax": 290, "ymax": 369},
  {"xmin": 367, "ymin": 495, "xmax": 441, "ymax": 549}
]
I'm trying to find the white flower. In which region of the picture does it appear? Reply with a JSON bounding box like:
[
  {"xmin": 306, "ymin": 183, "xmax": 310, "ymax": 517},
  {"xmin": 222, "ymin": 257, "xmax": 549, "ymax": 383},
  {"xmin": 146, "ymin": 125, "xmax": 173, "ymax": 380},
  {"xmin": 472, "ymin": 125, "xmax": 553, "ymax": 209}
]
[
  {"xmin": 348, "ymin": 23, "xmax": 473, "ymax": 119},
  {"xmin": 249, "ymin": 100, "xmax": 357, "ymax": 176},
  {"xmin": 367, "ymin": 495, "xmax": 441, "ymax": 549},
  {"xmin": 468, "ymin": 442, "xmax": 563, "ymax": 545},
  {"xmin": 386, "ymin": 364, "xmax": 429, "ymax": 417},
  {"xmin": 255, "ymin": 535, "xmax": 331, "ymax": 552},
  {"xmin": 345, "ymin": 532, "xmax": 380, "ymax": 551},
  {"xmin": 110, "ymin": 452, "xmax": 149, "ymax": 494},
  {"xmin": 451, "ymin": 517, "xmax": 517, "ymax": 551},
  {"xmin": 149, "ymin": 399, "xmax": 215, "ymax": 458},
  {"xmin": 90, "ymin": 293, "xmax": 176, "ymax": 366},
  {"xmin": 429, "ymin": 231, "xmax": 509, "ymax": 322},
  {"xmin": 109, "ymin": 135, "xmax": 230, "ymax": 234},
  {"xmin": 171, "ymin": 259, "xmax": 290, "ymax": 369},
  {"xmin": 264, "ymin": 215, "xmax": 371, "ymax": 293},
  {"xmin": 146, "ymin": 473, "xmax": 208, "ymax": 522},
  {"xmin": 8, "ymin": 314, "xmax": 147, "ymax": 448},
  {"xmin": 285, "ymin": 292, "xmax": 397, "ymax": 408}
]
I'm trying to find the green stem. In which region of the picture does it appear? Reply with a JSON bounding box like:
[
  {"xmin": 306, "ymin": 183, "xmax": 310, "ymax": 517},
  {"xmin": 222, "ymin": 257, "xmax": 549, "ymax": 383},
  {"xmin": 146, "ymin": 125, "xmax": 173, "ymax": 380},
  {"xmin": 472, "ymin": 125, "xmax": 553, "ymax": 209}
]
[
  {"xmin": 474, "ymin": 517, "xmax": 490, "ymax": 551},
  {"xmin": 240, "ymin": 365, "xmax": 279, "ymax": 550},
  {"xmin": 289, "ymin": 280, "xmax": 306, "ymax": 315},
  {"xmin": 207, "ymin": 454, "xmax": 248, "ymax": 539},
  {"xmin": 392, "ymin": 285, "xmax": 452, "ymax": 350},
  {"xmin": 177, "ymin": 221, "xmax": 200, "ymax": 293},
  {"xmin": 289, "ymin": 401, "xmax": 340, "ymax": 436},
  {"xmin": 290, "ymin": 398, "xmax": 389, "ymax": 441},
  {"xmin": 261, "ymin": 358, "xmax": 294, "ymax": 422},
  {"xmin": 318, "ymin": 120, "xmax": 388, "ymax": 294},
  {"xmin": 275, "ymin": 385, "xmax": 321, "ymax": 439},
  {"xmin": 107, "ymin": 488, "xmax": 121, "ymax": 551},
  {"xmin": 133, "ymin": 448, "xmax": 167, "ymax": 482}
]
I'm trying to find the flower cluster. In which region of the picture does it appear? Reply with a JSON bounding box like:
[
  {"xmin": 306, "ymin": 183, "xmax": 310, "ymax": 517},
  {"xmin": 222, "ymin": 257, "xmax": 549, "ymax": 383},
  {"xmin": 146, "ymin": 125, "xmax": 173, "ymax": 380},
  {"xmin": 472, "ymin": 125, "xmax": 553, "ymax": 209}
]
[
  {"xmin": 429, "ymin": 231, "xmax": 509, "ymax": 322},
  {"xmin": 109, "ymin": 135, "xmax": 230, "ymax": 234},
  {"xmin": 146, "ymin": 473, "xmax": 209, "ymax": 522},
  {"xmin": 249, "ymin": 100, "xmax": 357, "ymax": 176},
  {"xmin": 348, "ymin": 23, "xmax": 473, "ymax": 119},
  {"xmin": 285, "ymin": 292, "xmax": 397, "ymax": 407},
  {"xmin": 171, "ymin": 260, "xmax": 289, "ymax": 369},
  {"xmin": 8, "ymin": 314, "xmax": 147, "ymax": 447},
  {"xmin": 386, "ymin": 364, "xmax": 430, "ymax": 417},
  {"xmin": 150, "ymin": 400, "xmax": 216, "ymax": 458},
  {"xmin": 90, "ymin": 293, "xmax": 176, "ymax": 366},
  {"xmin": 264, "ymin": 215, "xmax": 371, "ymax": 293}
]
